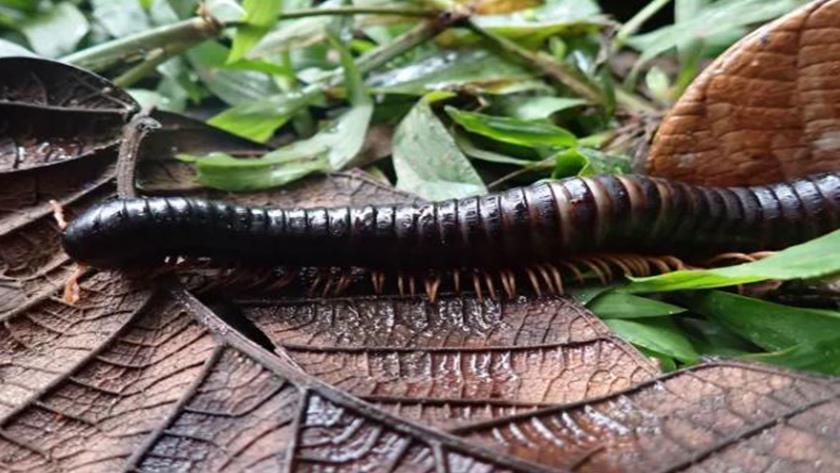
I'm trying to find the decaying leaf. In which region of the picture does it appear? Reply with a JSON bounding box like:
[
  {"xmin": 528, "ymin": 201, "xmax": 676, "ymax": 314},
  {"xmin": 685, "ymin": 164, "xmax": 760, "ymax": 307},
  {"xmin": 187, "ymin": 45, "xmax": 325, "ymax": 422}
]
[
  {"xmin": 243, "ymin": 295, "xmax": 660, "ymax": 429},
  {"xmin": 453, "ymin": 362, "xmax": 840, "ymax": 472},
  {"xmin": 648, "ymin": 0, "xmax": 840, "ymax": 185},
  {"xmin": 0, "ymin": 57, "xmax": 136, "ymax": 171}
]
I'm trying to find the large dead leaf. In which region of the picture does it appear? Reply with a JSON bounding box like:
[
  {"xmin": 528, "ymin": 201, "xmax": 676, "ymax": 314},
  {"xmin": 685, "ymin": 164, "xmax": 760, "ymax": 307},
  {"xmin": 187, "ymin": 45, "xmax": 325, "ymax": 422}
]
[
  {"xmin": 243, "ymin": 295, "xmax": 660, "ymax": 429},
  {"xmin": 1, "ymin": 56, "xmax": 838, "ymax": 472},
  {"xmin": 0, "ymin": 57, "xmax": 135, "ymax": 171},
  {"xmin": 648, "ymin": 0, "xmax": 840, "ymax": 185},
  {"xmin": 452, "ymin": 362, "xmax": 840, "ymax": 472}
]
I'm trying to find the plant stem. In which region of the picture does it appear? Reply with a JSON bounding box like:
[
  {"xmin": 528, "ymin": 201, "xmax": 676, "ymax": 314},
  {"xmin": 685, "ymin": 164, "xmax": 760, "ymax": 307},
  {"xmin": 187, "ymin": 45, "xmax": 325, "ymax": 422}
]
[
  {"xmin": 354, "ymin": 12, "xmax": 464, "ymax": 75},
  {"xmin": 275, "ymin": 6, "xmax": 438, "ymax": 21},
  {"xmin": 467, "ymin": 20, "xmax": 608, "ymax": 108},
  {"xmin": 61, "ymin": 16, "xmax": 222, "ymax": 72},
  {"xmin": 251, "ymin": 11, "xmax": 466, "ymax": 131},
  {"xmin": 62, "ymin": 5, "xmax": 441, "ymax": 75},
  {"xmin": 615, "ymin": 86, "xmax": 661, "ymax": 115},
  {"xmin": 113, "ymin": 42, "xmax": 195, "ymax": 88},
  {"xmin": 614, "ymin": 0, "xmax": 672, "ymax": 47}
]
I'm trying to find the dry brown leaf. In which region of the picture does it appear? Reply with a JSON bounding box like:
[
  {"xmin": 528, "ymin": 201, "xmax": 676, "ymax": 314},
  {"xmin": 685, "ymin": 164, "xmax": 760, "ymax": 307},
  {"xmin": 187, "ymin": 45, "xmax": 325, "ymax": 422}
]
[
  {"xmin": 452, "ymin": 362, "xmax": 840, "ymax": 472},
  {"xmin": 0, "ymin": 58, "xmax": 135, "ymax": 171},
  {"xmin": 649, "ymin": 0, "xmax": 840, "ymax": 185},
  {"xmin": 243, "ymin": 296, "xmax": 659, "ymax": 429}
]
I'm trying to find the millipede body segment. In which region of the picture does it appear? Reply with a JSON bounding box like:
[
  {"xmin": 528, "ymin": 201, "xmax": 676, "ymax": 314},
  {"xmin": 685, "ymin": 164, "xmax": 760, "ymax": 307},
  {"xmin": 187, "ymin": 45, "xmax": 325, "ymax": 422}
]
[{"xmin": 62, "ymin": 173, "xmax": 840, "ymax": 272}]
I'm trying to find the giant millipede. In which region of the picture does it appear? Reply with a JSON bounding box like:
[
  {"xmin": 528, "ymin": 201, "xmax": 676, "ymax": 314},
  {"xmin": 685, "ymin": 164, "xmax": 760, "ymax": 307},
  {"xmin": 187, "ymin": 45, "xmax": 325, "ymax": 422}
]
[{"xmin": 61, "ymin": 172, "xmax": 840, "ymax": 300}]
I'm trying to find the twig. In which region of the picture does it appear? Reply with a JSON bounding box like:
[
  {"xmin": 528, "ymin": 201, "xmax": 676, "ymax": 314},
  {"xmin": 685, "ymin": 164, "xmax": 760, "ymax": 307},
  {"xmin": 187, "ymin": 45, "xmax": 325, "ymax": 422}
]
[
  {"xmin": 62, "ymin": 5, "xmax": 442, "ymax": 74},
  {"xmin": 229, "ymin": 6, "xmax": 438, "ymax": 24},
  {"xmin": 467, "ymin": 20, "xmax": 609, "ymax": 108},
  {"xmin": 614, "ymin": 0, "xmax": 673, "ymax": 48},
  {"xmin": 61, "ymin": 16, "xmax": 222, "ymax": 72},
  {"xmin": 113, "ymin": 41, "xmax": 195, "ymax": 88},
  {"xmin": 116, "ymin": 114, "xmax": 162, "ymax": 198}
]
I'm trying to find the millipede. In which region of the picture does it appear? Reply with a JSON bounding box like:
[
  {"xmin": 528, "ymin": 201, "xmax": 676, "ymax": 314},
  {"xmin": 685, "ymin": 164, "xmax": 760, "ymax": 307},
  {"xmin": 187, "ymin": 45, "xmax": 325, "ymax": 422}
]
[{"xmin": 61, "ymin": 172, "xmax": 840, "ymax": 301}]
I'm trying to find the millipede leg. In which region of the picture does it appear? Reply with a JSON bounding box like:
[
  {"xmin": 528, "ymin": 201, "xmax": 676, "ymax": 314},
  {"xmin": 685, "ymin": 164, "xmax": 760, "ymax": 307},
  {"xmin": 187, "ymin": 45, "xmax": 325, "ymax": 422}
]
[
  {"xmin": 499, "ymin": 269, "xmax": 516, "ymax": 299},
  {"xmin": 546, "ymin": 264, "xmax": 564, "ymax": 294},
  {"xmin": 336, "ymin": 270, "xmax": 353, "ymax": 295},
  {"xmin": 536, "ymin": 265, "xmax": 556, "ymax": 294},
  {"xmin": 472, "ymin": 271, "xmax": 484, "ymax": 301},
  {"xmin": 483, "ymin": 272, "xmax": 498, "ymax": 300},
  {"xmin": 525, "ymin": 268, "xmax": 542, "ymax": 296},
  {"xmin": 451, "ymin": 270, "xmax": 461, "ymax": 294},
  {"xmin": 371, "ymin": 271, "xmax": 385, "ymax": 294},
  {"xmin": 558, "ymin": 261, "xmax": 585, "ymax": 284},
  {"xmin": 424, "ymin": 273, "xmax": 441, "ymax": 303}
]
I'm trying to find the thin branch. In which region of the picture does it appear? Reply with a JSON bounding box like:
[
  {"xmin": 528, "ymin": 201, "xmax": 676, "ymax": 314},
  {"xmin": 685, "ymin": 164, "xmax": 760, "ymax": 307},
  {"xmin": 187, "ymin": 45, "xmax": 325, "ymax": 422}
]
[
  {"xmin": 61, "ymin": 16, "xmax": 222, "ymax": 72},
  {"xmin": 467, "ymin": 20, "xmax": 609, "ymax": 108},
  {"xmin": 62, "ymin": 5, "xmax": 441, "ymax": 74},
  {"xmin": 614, "ymin": 0, "xmax": 673, "ymax": 48},
  {"xmin": 113, "ymin": 42, "xmax": 195, "ymax": 88},
  {"xmin": 230, "ymin": 6, "xmax": 438, "ymax": 25}
]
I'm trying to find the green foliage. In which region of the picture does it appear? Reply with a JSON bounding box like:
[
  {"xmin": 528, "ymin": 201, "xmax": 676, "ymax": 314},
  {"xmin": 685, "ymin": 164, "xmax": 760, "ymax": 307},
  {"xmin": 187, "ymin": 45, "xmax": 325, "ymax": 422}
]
[
  {"xmin": 604, "ymin": 318, "xmax": 699, "ymax": 364},
  {"xmin": 625, "ymin": 230, "xmax": 840, "ymax": 293},
  {"xmin": 228, "ymin": 0, "xmax": 282, "ymax": 63},
  {"xmin": 446, "ymin": 107, "xmax": 578, "ymax": 148},
  {"xmin": 393, "ymin": 96, "xmax": 486, "ymax": 200}
]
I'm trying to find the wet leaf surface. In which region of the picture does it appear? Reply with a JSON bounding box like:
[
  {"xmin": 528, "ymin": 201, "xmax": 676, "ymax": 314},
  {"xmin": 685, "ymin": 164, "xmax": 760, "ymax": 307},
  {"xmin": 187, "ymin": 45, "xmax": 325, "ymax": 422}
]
[
  {"xmin": 1, "ymin": 56, "xmax": 838, "ymax": 472},
  {"xmin": 0, "ymin": 57, "xmax": 136, "ymax": 171},
  {"xmin": 453, "ymin": 362, "xmax": 840, "ymax": 472},
  {"xmin": 242, "ymin": 296, "xmax": 660, "ymax": 429}
]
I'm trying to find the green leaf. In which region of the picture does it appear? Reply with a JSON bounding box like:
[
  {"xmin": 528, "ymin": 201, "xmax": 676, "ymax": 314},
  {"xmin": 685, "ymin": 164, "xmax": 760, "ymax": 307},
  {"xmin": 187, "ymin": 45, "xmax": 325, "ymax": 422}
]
[
  {"xmin": 367, "ymin": 50, "xmax": 541, "ymax": 96},
  {"xmin": 327, "ymin": 29, "xmax": 370, "ymax": 108},
  {"xmin": 588, "ymin": 292, "xmax": 686, "ymax": 319},
  {"xmin": 636, "ymin": 346, "xmax": 678, "ymax": 372},
  {"xmin": 568, "ymin": 285, "xmax": 615, "ymax": 305},
  {"xmin": 624, "ymin": 229, "xmax": 840, "ymax": 293},
  {"xmin": 683, "ymin": 291, "xmax": 840, "ymax": 352},
  {"xmin": 187, "ymin": 41, "xmax": 279, "ymax": 106},
  {"xmin": 745, "ymin": 335, "xmax": 840, "ymax": 376},
  {"xmin": 605, "ymin": 318, "xmax": 699, "ymax": 364},
  {"xmin": 494, "ymin": 95, "xmax": 587, "ymax": 120},
  {"xmin": 446, "ymin": 107, "xmax": 577, "ymax": 149},
  {"xmin": 92, "ymin": 0, "xmax": 151, "ymax": 38},
  {"xmin": 0, "ymin": 38, "xmax": 35, "ymax": 57},
  {"xmin": 574, "ymin": 147, "xmax": 632, "ymax": 174},
  {"xmin": 627, "ymin": 0, "xmax": 802, "ymax": 79},
  {"xmin": 186, "ymin": 102, "xmax": 369, "ymax": 190},
  {"xmin": 645, "ymin": 65, "xmax": 671, "ymax": 102},
  {"xmin": 194, "ymin": 35, "xmax": 371, "ymax": 189},
  {"xmin": 679, "ymin": 317, "xmax": 757, "ymax": 358},
  {"xmin": 182, "ymin": 151, "xmax": 331, "ymax": 192},
  {"xmin": 247, "ymin": 0, "xmax": 343, "ymax": 59},
  {"xmin": 204, "ymin": 0, "xmax": 245, "ymax": 22},
  {"xmin": 473, "ymin": 0, "xmax": 607, "ymax": 47},
  {"xmin": 454, "ymin": 131, "xmax": 534, "ymax": 166},
  {"xmin": 20, "ymin": 2, "xmax": 89, "ymax": 57},
  {"xmin": 207, "ymin": 89, "xmax": 319, "ymax": 142},
  {"xmin": 551, "ymin": 148, "xmax": 590, "ymax": 178},
  {"xmin": 228, "ymin": 0, "xmax": 282, "ymax": 63},
  {"xmin": 393, "ymin": 98, "xmax": 486, "ymax": 200}
]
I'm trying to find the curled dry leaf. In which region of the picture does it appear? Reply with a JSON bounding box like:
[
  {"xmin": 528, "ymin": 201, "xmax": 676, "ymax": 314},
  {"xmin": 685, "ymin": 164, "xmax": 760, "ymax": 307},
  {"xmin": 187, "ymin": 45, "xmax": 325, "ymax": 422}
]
[
  {"xmin": 648, "ymin": 0, "xmax": 840, "ymax": 185},
  {"xmin": 0, "ymin": 57, "xmax": 136, "ymax": 171}
]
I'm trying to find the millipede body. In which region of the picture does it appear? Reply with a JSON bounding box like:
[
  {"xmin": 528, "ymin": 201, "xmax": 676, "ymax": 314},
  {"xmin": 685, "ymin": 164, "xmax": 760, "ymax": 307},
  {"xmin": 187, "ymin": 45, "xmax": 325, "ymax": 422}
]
[{"xmin": 62, "ymin": 173, "xmax": 840, "ymax": 272}]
